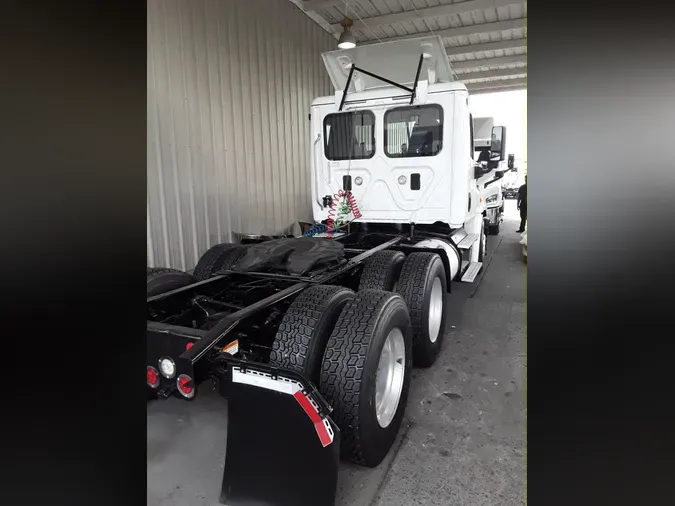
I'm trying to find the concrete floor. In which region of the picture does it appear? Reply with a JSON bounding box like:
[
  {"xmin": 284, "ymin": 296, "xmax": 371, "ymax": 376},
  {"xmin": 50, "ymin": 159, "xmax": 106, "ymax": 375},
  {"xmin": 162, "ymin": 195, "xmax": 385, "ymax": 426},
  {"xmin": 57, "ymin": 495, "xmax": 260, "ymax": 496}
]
[{"xmin": 148, "ymin": 200, "xmax": 526, "ymax": 506}]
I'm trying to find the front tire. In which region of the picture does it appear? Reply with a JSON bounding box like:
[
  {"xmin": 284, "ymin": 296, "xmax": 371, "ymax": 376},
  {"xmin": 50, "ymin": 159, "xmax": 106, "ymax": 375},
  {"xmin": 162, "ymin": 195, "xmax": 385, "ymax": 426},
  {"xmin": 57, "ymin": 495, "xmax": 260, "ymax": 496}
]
[
  {"xmin": 320, "ymin": 290, "xmax": 413, "ymax": 467},
  {"xmin": 396, "ymin": 253, "xmax": 447, "ymax": 367}
]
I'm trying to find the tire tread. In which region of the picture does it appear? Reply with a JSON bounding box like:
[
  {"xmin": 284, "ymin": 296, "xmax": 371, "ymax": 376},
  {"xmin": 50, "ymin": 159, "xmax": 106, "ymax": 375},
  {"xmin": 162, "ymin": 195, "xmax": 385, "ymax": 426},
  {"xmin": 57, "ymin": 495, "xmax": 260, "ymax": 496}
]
[
  {"xmin": 320, "ymin": 290, "xmax": 405, "ymax": 465},
  {"xmin": 147, "ymin": 267, "xmax": 182, "ymax": 278},
  {"xmin": 146, "ymin": 268, "xmax": 194, "ymax": 297},
  {"xmin": 358, "ymin": 250, "xmax": 406, "ymax": 291},
  {"xmin": 217, "ymin": 245, "xmax": 250, "ymax": 272},
  {"xmin": 396, "ymin": 252, "xmax": 434, "ymax": 343},
  {"xmin": 193, "ymin": 243, "xmax": 238, "ymax": 281},
  {"xmin": 269, "ymin": 285, "xmax": 354, "ymax": 380},
  {"xmin": 396, "ymin": 252, "xmax": 446, "ymax": 367}
]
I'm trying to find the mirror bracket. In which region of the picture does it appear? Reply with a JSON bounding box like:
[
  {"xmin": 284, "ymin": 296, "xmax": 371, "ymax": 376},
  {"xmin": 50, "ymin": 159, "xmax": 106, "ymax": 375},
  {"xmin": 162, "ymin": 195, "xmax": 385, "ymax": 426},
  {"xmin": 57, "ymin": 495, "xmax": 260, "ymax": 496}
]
[{"xmin": 484, "ymin": 170, "xmax": 505, "ymax": 189}]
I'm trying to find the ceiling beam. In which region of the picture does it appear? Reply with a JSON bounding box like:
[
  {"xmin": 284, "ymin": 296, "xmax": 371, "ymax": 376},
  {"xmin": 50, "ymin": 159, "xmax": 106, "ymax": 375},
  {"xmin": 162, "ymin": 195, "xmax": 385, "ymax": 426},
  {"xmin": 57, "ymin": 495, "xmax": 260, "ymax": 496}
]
[
  {"xmin": 458, "ymin": 66, "xmax": 527, "ymax": 82},
  {"xmin": 446, "ymin": 37, "xmax": 527, "ymax": 57},
  {"xmin": 452, "ymin": 55, "xmax": 526, "ymax": 70},
  {"xmin": 466, "ymin": 78, "xmax": 527, "ymax": 93},
  {"xmin": 326, "ymin": 0, "xmax": 519, "ymax": 31},
  {"xmin": 288, "ymin": 0, "xmax": 340, "ymax": 35},
  {"xmin": 365, "ymin": 18, "xmax": 526, "ymax": 45},
  {"xmin": 301, "ymin": 0, "xmax": 342, "ymax": 11}
]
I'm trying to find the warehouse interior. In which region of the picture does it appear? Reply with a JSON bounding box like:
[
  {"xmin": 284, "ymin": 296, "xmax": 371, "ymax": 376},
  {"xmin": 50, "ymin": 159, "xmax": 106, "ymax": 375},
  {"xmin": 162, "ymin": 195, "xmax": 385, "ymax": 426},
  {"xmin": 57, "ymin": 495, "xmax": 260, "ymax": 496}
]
[
  {"xmin": 147, "ymin": 1, "xmax": 526, "ymax": 504},
  {"xmin": 147, "ymin": 0, "xmax": 526, "ymax": 271}
]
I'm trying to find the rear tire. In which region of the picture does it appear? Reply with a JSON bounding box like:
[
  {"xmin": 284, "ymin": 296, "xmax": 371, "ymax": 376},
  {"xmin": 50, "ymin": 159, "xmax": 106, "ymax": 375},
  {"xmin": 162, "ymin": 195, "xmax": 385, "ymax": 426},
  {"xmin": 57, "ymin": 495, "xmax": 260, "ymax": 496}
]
[
  {"xmin": 358, "ymin": 250, "xmax": 406, "ymax": 291},
  {"xmin": 216, "ymin": 245, "xmax": 250, "ymax": 272},
  {"xmin": 193, "ymin": 243, "xmax": 238, "ymax": 281},
  {"xmin": 147, "ymin": 268, "xmax": 194, "ymax": 297},
  {"xmin": 396, "ymin": 253, "xmax": 447, "ymax": 367},
  {"xmin": 320, "ymin": 290, "xmax": 413, "ymax": 467},
  {"xmin": 488, "ymin": 223, "xmax": 500, "ymax": 236},
  {"xmin": 269, "ymin": 285, "xmax": 355, "ymax": 384}
]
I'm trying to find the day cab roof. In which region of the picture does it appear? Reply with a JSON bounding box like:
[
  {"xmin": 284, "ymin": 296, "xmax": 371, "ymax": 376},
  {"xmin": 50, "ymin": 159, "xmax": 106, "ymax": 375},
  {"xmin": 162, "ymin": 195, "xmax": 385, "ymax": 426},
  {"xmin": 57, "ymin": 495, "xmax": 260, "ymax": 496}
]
[{"xmin": 312, "ymin": 35, "xmax": 467, "ymax": 107}]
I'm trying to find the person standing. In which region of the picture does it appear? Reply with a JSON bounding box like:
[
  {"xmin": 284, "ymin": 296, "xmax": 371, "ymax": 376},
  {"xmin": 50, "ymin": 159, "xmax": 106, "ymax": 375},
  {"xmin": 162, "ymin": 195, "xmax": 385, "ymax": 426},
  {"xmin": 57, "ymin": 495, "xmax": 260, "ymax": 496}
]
[{"xmin": 517, "ymin": 176, "xmax": 527, "ymax": 233}]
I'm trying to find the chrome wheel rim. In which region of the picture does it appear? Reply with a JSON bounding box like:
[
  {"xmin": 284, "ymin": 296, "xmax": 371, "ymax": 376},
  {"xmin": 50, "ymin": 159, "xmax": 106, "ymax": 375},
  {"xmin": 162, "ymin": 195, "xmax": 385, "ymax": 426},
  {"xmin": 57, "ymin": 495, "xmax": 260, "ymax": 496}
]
[
  {"xmin": 428, "ymin": 277, "xmax": 443, "ymax": 343},
  {"xmin": 375, "ymin": 328, "xmax": 406, "ymax": 428}
]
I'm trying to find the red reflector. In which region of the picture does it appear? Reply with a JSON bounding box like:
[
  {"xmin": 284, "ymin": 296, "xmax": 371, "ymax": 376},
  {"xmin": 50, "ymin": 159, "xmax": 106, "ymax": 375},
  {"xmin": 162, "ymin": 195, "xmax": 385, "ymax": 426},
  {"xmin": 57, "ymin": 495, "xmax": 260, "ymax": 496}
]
[
  {"xmin": 177, "ymin": 374, "xmax": 195, "ymax": 398},
  {"xmin": 178, "ymin": 377, "xmax": 193, "ymax": 393},
  {"xmin": 293, "ymin": 391, "xmax": 334, "ymax": 447},
  {"xmin": 185, "ymin": 342, "xmax": 194, "ymax": 350},
  {"xmin": 147, "ymin": 367, "xmax": 159, "ymax": 388}
]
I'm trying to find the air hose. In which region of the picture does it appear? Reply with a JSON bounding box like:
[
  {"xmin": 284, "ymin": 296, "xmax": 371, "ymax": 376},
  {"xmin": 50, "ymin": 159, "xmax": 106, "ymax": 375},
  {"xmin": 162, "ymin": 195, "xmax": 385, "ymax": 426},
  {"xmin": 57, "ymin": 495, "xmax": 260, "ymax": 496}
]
[
  {"xmin": 326, "ymin": 190, "xmax": 362, "ymax": 238},
  {"xmin": 303, "ymin": 224, "xmax": 327, "ymax": 237}
]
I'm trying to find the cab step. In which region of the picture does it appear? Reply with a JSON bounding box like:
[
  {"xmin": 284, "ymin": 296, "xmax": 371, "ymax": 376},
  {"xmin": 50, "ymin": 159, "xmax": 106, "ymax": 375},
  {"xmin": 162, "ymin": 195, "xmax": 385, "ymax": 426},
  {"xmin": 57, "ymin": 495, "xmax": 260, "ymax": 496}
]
[
  {"xmin": 456, "ymin": 233, "xmax": 479, "ymax": 250},
  {"xmin": 460, "ymin": 261, "xmax": 483, "ymax": 283}
]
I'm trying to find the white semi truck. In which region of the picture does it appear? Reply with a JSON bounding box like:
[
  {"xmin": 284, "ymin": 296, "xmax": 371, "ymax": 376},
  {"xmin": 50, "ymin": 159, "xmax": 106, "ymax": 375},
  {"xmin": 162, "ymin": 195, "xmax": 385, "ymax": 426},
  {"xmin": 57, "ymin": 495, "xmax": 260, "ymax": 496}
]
[
  {"xmin": 311, "ymin": 36, "xmax": 508, "ymax": 284},
  {"xmin": 147, "ymin": 36, "xmax": 514, "ymax": 506}
]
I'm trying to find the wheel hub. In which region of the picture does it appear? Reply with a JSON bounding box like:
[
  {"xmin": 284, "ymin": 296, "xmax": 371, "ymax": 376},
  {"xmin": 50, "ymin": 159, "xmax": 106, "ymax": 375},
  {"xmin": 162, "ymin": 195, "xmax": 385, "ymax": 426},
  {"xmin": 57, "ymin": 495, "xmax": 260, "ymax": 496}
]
[
  {"xmin": 428, "ymin": 277, "xmax": 443, "ymax": 343},
  {"xmin": 375, "ymin": 328, "xmax": 406, "ymax": 428}
]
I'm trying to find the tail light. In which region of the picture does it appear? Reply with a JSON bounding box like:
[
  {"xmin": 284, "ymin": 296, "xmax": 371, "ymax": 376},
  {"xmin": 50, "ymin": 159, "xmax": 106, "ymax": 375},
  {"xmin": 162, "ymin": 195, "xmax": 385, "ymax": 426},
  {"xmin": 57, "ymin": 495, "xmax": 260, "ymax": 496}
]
[
  {"xmin": 177, "ymin": 374, "xmax": 195, "ymax": 399},
  {"xmin": 147, "ymin": 366, "xmax": 159, "ymax": 388}
]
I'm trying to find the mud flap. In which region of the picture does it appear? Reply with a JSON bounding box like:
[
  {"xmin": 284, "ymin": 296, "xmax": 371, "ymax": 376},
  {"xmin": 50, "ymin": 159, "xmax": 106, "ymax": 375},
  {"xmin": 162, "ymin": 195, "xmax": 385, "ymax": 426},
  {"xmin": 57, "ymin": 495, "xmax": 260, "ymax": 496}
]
[{"xmin": 220, "ymin": 363, "xmax": 340, "ymax": 506}]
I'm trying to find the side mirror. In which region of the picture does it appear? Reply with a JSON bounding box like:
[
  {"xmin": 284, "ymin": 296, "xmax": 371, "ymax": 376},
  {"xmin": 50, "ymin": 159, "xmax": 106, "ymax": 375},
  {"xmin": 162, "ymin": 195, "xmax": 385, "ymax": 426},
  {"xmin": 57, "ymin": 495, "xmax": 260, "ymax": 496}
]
[{"xmin": 490, "ymin": 126, "xmax": 506, "ymax": 161}]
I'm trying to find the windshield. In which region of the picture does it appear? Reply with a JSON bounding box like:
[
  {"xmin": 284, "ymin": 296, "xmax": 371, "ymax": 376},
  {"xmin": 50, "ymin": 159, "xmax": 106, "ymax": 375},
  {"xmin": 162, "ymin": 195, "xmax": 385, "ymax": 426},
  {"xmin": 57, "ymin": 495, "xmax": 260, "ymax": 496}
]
[{"xmin": 324, "ymin": 111, "xmax": 375, "ymax": 161}]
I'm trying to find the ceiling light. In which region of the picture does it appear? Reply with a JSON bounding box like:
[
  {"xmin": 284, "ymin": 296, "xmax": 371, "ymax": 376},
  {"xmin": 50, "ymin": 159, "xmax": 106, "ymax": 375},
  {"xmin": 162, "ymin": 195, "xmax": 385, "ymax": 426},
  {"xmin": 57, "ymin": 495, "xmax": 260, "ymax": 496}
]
[
  {"xmin": 338, "ymin": 18, "xmax": 356, "ymax": 49},
  {"xmin": 421, "ymin": 42, "xmax": 433, "ymax": 59}
]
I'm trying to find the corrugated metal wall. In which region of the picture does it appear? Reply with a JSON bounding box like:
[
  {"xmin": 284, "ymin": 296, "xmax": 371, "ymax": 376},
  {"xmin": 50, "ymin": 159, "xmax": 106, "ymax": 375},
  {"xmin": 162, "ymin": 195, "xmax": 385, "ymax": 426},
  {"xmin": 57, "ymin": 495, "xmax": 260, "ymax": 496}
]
[{"xmin": 147, "ymin": 0, "xmax": 335, "ymax": 269}]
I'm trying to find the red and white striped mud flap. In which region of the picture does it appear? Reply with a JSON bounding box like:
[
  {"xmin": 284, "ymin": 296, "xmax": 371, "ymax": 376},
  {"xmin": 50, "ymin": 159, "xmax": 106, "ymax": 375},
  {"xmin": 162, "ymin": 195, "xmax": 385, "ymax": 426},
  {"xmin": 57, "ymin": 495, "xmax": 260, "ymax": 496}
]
[{"xmin": 220, "ymin": 365, "xmax": 340, "ymax": 506}]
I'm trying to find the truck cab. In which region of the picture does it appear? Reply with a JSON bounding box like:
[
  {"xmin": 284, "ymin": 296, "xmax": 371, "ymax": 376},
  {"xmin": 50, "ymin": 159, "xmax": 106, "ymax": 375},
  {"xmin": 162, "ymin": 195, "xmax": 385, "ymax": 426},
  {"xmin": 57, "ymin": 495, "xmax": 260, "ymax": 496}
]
[
  {"xmin": 473, "ymin": 116, "xmax": 515, "ymax": 235},
  {"xmin": 310, "ymin": 36, "xmax": 507, "ymax": 276}
]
